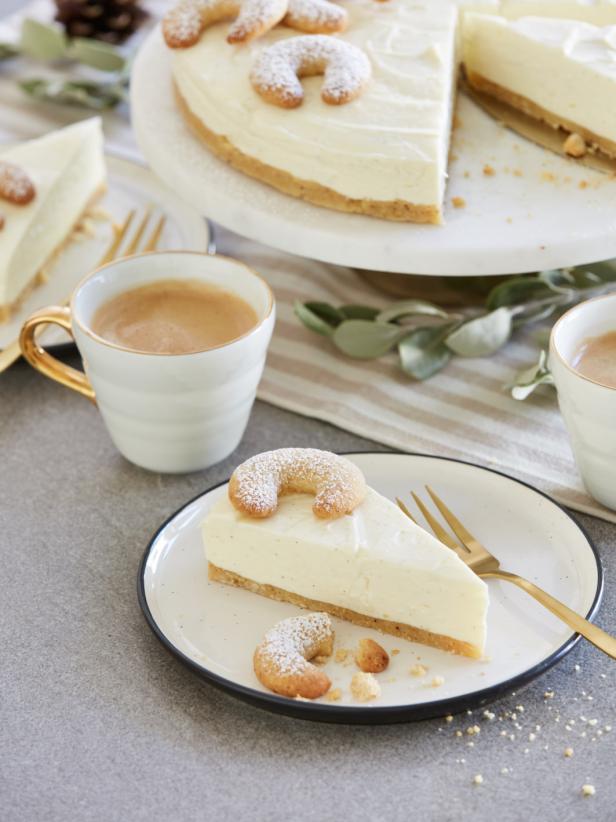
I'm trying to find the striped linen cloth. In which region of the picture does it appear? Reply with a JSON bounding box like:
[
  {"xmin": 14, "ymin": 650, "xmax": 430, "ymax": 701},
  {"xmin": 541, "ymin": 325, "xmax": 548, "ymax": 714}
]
[{"xmin": 215, "ymin": 229, "xmax": 616, "ymax": 524}]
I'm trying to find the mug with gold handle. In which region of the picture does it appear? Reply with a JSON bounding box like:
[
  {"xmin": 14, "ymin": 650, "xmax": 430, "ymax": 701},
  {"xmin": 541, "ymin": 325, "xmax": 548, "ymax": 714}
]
[{"xmin": 19, "ymin": 251, "xmax": 275, "ymax": 473}]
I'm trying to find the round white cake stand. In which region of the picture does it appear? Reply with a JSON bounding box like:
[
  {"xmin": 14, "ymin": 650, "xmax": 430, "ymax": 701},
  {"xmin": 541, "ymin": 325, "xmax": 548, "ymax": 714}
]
[{"xmin": 131, "ymin": 28, "xmax": 616, "ymax": 277}]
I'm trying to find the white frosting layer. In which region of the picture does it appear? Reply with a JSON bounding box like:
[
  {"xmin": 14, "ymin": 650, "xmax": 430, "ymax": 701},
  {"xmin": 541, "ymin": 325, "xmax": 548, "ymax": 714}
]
[
  {"xmin": 172, "ymin": 0, "xmax": 458, "ymax": 212},
  {"xmin": 463, "ymin": 14, "xmax": 616, "ymax": 143},
  {"xmin": 203, "ymin": 487, "xmax": 488, "ymax": 651},
  {"xmin": 455, "ymin": 0, "xmax": 616, "ymax": 24},
  {"xmin": 0, "ymin": 118, "xmax": 106, "ymax": 307}
]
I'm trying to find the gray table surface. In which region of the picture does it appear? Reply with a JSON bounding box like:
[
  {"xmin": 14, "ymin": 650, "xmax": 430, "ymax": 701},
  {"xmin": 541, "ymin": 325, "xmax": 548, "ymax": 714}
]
[{"xmin": 1, "ymin": 350, "xmax": 615, "ymax": 822}]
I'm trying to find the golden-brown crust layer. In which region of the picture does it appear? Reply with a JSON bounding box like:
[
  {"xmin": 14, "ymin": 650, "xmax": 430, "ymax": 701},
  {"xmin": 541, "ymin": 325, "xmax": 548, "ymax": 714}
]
[
  {"xmin": 465, "ymin": 69, "xmax": 616, "ymax": 161},
  {"xmin": 175, "ymin": 84, "xmax": 442, "ymax": 223},
  {"xmin": 209, "ymin": 562, "xmax": 482, "ymax": 658}
]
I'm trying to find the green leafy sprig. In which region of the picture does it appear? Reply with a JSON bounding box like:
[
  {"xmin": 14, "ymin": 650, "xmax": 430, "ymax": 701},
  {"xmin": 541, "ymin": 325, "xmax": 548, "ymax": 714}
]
[
  {"xmin": 1, "ymin": 19, "xmax": 128, "ymax": 109},
  {"xmin": 294, "ymin": 261, "xmax": 616, "ymax": 385}
]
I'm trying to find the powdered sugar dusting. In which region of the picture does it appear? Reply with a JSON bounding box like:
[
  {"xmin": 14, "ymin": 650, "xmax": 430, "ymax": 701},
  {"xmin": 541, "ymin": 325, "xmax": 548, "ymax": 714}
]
[
  {"xmin": 285, "ymin": 0, "xmax": 347, "ymax": 32},
  {"xmin": 229, "ymin": 447, "xmax": 367, "ymax": 517},
  {"xmin": 250, "ymin": 34, "xmax": 371, "ymax": 106},
  {"xmin": 257, "ymin": 612, "xmax": 333, "ymax": 676},
  {"xmin": 0, "ymin": 161, "xmax": 35, "ymax": 205},
  {"xmin": 163, "ymin": 0, "xmax": 287, "ymax": 47}
]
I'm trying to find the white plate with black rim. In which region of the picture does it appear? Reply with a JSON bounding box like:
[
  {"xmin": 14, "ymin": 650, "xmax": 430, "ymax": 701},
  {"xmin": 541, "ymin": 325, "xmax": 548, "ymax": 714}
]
[{"xmin": 138, "ymin": 452, "xmax": 602, "ymax": 724}]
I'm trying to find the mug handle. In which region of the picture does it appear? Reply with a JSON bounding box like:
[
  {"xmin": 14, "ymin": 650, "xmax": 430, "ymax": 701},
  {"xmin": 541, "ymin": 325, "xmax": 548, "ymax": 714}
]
[{"xmin": 19, "ymin": 306, "xmax": 96, "ymax": 403}]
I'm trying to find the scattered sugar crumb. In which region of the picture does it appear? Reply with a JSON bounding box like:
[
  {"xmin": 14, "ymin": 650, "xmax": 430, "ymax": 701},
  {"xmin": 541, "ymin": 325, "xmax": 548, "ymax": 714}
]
[
  {"xmin": 445, "ymin": 715, "xmax": 454, "ymax": 723},
  {"xmin": 541, "ymin": 171, "xmax": 556, "ymax": 182},
  {"xmin": 483, "ymin": 164, "xmax": 495, "ymax": 177},
  {"xmin": 452, "ymin": 196, "xmax": 466, "ymax": 208},
  {"xmin": 350, "ymin": 672, "xmax": 380, "ymax": 702},
  {"xmin": 581, "ymin": 785, "xmax": 596, "ymax": 797},
  {"xmin": 430, "ymin": 675, "xmax": 445, "ymax": 688},
  {"xmin": 410, "ymin": 664, "xmax": 428, "ymax": 677},
  {"xmin": 467, "ymin": 725, "xmax": 480, "ymax": 736},
  {"xmin": 483, "ymin": 710, "xmax": 495, "ymax": 720},
  {"xmin": 326, "ymin": 688, "xmax": 342, "ymax": 702},
  {"xmin": 513, "ymin": 168, "xmax": 523, "ymax": 177},
  {"xmin": 472, "ymin": 774, "xmax": 483, "ymax": 786},
  {"xmin": 456, "ymin": 730, "xmax": 463, "ymax": 737},
  {"xmin": 579, "ymin": 180, "xmax": 589, "ymax": 190},
  {"xmin": 463, "ymin": 170, "xmax": 470, "ymax": 178},
  {"xmin": 335, "ymin": 648, "xmax": 350, "ymax": 664},
  {"xmin": 391, "ymin": 649, "xmax": 400, "ymax": 656},
  {"xmin": 544, "ymin": 691, "xmax": 554, "ymax": 699}
]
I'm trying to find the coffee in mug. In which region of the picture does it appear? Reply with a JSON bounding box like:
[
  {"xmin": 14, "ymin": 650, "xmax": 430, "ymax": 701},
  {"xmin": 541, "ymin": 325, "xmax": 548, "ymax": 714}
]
[{"xmin": 91, "ymin": 279, "xmax": 258, "ymax": 355}]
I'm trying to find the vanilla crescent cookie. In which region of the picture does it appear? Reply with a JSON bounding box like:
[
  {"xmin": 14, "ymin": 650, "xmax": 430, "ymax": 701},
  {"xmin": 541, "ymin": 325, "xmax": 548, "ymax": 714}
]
[
  {"xmin": 284, "ymin": 0, "xmax": 347, "ymax": 34},
  {"xmin": 250, "ymin": 35, "xmax": 371, "ymax": 108},
  {"xmin": 162, "ymin": 0, "xmax": 288, "ymax": 46},
  {"xmin": 0, "ymin": 161, "xmax": 36, "ymax": 206},
  {"xmin": 254, "ymin": 612, "xmax": 334, "ymax": 698},
  {"xmin": 228, "ymin": 447, "xmax": 367, "ymax": 518}
]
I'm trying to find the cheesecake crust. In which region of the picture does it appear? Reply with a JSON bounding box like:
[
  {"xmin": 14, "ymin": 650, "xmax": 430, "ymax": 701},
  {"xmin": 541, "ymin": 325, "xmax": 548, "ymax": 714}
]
[
  {"xmin": 465, "ymin": 69, "xmax": 616, "ymax": 160},
  {"xmin": 208, "ymin": 561, "xmax": 482, "ymax": 659},
  {"xmin": 175, "ymin": 84, "xmax": 442, "ymax": 224}
]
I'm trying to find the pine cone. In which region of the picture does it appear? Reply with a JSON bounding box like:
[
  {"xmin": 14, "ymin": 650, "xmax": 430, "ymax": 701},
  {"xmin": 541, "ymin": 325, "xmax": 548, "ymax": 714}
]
[{"xmin": 54, "ymin": 0, "xmax": 147, "ymax": 44}]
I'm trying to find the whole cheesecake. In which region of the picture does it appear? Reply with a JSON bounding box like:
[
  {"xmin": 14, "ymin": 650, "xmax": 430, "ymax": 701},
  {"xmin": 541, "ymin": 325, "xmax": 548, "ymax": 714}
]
[
  {"xmin": 172, "ymin": 0, "xmax": 459, "ymax": 224},
  {"xmin": 0, "ymin": 118, "xmax": 106, "ymax": 321}
]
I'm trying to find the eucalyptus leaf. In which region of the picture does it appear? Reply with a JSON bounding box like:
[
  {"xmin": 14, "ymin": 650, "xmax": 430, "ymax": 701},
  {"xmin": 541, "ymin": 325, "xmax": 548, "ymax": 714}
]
[
  {"xmin": 377, "ymin": 299, "xmax": 448, "ymax": 324},
  {"xmin": 67, "ymin": 37, "xmax": 126, "ymax": 72},
  {"xmin": 19, "ymin": 77, "xmax": 127, "ymax": 109},
  {"xmin": 339, "ymin": 304, "xmax": 380, "ymax": 321},
  {"xmin": 572, "ymin": 260, "xmax": 616, "ymax": 284},
  {"xmin": 509, "ymin": 350, "xmax": 554, "ymax": 400},
  {"xmin": 446, "ymin": 307, "xmax": 513, "ymax": 357},
  {"xmin": 333, "ymin": 320, "xmax": 407, "ymax": 359},
  {"xmin": 538, "ymin": 268, "xmax": 576, "ymax": 295},
  {"xmin": 398, "ymin": 326, "xmax": 452, "ymax": 380},
  {"xmin": 20, "ymin": 19, "xmax": 67, "ymax": 61},
  {"xmin": 486, "ymin": 276, "xmax": 554, "ymax": 310},
  {"xmin": 294, "ymin": 301, "xmax": 335, "ymax": 337},
  {"xmin": 512, "ymin": 300, "xmax": 560, "ymax": 329},
  {"xmin": 0, "ymin": 42, "xmax": 18, "ymax": 61},
  {"xmin": 304, "ymin": 301, "xmax": 344, "ymax": 327}
]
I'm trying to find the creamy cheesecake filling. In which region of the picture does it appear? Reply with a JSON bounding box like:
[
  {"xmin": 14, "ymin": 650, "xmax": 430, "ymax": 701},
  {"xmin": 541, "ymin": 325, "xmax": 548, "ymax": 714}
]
[
  {"xmin": 203, "ymin": 488, "xmax": 488, "ymax": 652},
  {"xmin": 172, "ymin": 0, "xmax": 458, "ymax": 215},
  {"xmin": 0, "ymin": 118, "xmax": 106, "ymax": 308},
  {"xmin": 463, "ymin": 14, "xmax": 616, "ymax": 150}
]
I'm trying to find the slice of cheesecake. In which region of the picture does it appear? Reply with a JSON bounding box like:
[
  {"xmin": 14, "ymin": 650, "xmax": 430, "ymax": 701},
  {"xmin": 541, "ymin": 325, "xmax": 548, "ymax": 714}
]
[
  {"xmin": 0, "ymin": 118, "xmax": 107, "ymax": 322},
  {"xmin": 203, "ymin": 486, "xmax": 489, "ymax": 658},
  {"xmin": 463, "ymin": 14, "xmax": 616, "ymax": 159},
  {"xmin": 172, "ymin": 0, "xmax": 459, "ymax": 224}
]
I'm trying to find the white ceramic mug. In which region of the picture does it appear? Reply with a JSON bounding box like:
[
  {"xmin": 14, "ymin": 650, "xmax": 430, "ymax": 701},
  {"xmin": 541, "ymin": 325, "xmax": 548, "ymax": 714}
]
[
  {"xmin": 20, "ymin": 251, "xmax": 275, "ymax": 473},
  {"xmin": 549, "ymin": 292, "xmax": 616, "ymax": 510}
]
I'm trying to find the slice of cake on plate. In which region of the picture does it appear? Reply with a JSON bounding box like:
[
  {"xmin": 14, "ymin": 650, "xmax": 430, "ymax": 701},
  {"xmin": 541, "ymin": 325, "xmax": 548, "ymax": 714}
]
[
  {"xmin": 463, "ymin": 14, "xmax": 616, "ymax": 159},
  {"xmin": 202, "ymin": 449, "xmax": 489, "ymax": 658},
  {"xmin": 171, "ymin": 0, "xmax": 459, "ymax": 224},
  {"xmin": 0, "ymin": 118, "xmax": 106, "ymax": 322}
]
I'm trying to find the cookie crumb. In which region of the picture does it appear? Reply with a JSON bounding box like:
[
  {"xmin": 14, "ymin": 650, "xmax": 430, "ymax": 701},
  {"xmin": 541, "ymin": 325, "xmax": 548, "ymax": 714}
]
[
  {"xmin": 483, "ymin": 164, "xmax": 495, "ymax": 177},
  {"xmin": 581, "ymin": 784, "xmax": 595, "ymax": 797},
  {"xmin": 326, "ymin": 688, "xmax": 342, "ymax": 702},
  {"xmin": 452, "ymin": 196, "xmax": 466, "ymax": 208},
  {"xmin": 335, "ymin": 648, "xmax": 350, "ymax": 664},
  {"xmin": 445, "ymin": 715, "xmax": 454, "ymax": 723},
  {"xmin": 391, "ymin": 649, "xmax": 400, "ymax": 656},
  {"xmin": 563, "ymin": 132, "xmax": 586, "ymax": 158},
  {"xmin": 564, "ymin": 747, "xmax": 574, "ymax": 758},
  {"xmin": 431, "ymin": 675, "xmax": 445, "ymax": 688},
  {"xmin": 350, "ymin": 672, "xmax": 380, "ymax": 702},
  {"xmin": 472, "ymin": 774, "xmax": 483, "ymax": 786},
  {"xmin": 410, "ymin": 664, "xmax": 428, "ymax": 677},
  {"xmin": 578, "ymin": 180, "xmax": 589, "ymax": 190}
]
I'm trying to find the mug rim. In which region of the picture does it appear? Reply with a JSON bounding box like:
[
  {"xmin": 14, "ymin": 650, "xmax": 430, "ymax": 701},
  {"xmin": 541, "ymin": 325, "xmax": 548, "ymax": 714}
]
[
  {"xmin": 549, "ymin": 291, "xmax": 616, "ymax": 391},
  {"xmin": 70, "ymin": 249, "xmax": 275, "ymax": 357}
]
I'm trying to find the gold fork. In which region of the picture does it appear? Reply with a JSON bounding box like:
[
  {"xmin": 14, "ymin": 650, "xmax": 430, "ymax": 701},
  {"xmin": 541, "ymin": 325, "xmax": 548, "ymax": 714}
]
[
  {"xmin": 0, "ymin": 207, "xmax": 166, "ymax": 374},
  {"xmin": 397, "ymin": 487, "xmax": 616, "ymax": 659}
]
